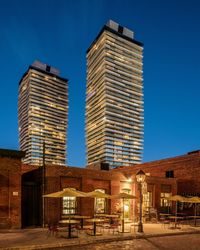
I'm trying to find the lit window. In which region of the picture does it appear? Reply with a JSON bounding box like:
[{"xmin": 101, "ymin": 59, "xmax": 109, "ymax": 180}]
[
  {"xmin": 94, "ymin": 189, "xmax": 106, "ymax": 214},
  {"xmin": 160, "ymin": 193, "xmax": 171, "ymax": 207},
  {"xmin": 63, "ymin": 189, "xmax": 77, "ymax": 215},
  {"xmin": 124, "ymin": 135, "xmax": 130, "ymax": 139}
]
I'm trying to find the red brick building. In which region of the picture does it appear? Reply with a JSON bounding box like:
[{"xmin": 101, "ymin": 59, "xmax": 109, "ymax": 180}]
[
  {"xmin": 119, "ymin": 149, "xmax": 200, "ymax": 197},
  {"xmin": 1, "ymin": 148, "xmax": 200, "ymax": 229},
  {"xmin": 0, "ymin": 149, "xmax": 25, "ymax": 229},
  {"xmin": 40, "ymin": 165, "xmax": 176, "ymax": 226}
]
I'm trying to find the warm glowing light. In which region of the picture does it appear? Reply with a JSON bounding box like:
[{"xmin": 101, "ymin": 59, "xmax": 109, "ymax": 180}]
[
  {"xmin": 124, "ymin": 204, "xmax": 129, "ymax": 212},
  {"xmin": 136, "ymin": 170, "xmax": 146, "ymax": 183}
]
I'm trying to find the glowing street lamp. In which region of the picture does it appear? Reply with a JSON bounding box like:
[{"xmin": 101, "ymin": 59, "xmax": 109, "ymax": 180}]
[{"xmin": 136, "ymin": 170, "xmax": 146, "ymax": 233}]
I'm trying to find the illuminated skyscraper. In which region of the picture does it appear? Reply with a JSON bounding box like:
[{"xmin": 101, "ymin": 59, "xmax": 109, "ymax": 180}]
[
  {"xmin": 86, "ymin": 20, "xmax": 144, "ymax": 168},
  {"xmin": 18, "ymin": 61, "xmax": 68, "ymax": 166}
]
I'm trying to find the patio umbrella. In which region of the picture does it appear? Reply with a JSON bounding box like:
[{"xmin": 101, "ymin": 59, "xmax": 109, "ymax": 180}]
[
  {"xmin": 167, "ymin": 195, "xmax": 186, "ymax": 202},
  {"xmin": 167, "ymin": 195, "xmax": 186, "ymax": 225},
  {"xmin": 183, "ymin": 196, "xmax": 200, "ymax": 226},
  {"xmin": 111, "ymin": 193, "xmax": 137, "ymax": 233},
  {"xmin": 85, "ymin": 191, "xmax": 112, "ymax": 199},
  {"xmin": 43, "ymin": 188, "xmax": 87, "ymax": 198},
  {"xmin": 85, "ymin": 191, "xmax": 112, "ymax": 217},
  {"xmin": 43, "ymin": 188, "xmax": 87, "ymax": 222}
]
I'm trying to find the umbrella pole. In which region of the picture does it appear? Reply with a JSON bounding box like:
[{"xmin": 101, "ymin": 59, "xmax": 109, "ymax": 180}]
[
  {"xmin": 175, "ymin": 201, "xmax": 177, "ymax": 227},
  {"xmin": 194, "ymin": 203, "xmax": 197, "ymax": 226}
]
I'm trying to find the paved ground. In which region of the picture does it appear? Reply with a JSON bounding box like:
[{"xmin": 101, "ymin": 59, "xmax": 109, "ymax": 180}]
[
  {"xmin": 59, "ymin": 234, "xmax": 200, "ymax": 250},
  {"xmin": 0, "ymin": 222, "xmax": 200, "ymax": 249}
]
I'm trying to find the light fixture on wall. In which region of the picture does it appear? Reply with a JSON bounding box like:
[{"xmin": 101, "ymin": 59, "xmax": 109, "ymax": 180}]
[{"xmin": 123, "ymin": 172, "xmax": 133, "ymax": 182}]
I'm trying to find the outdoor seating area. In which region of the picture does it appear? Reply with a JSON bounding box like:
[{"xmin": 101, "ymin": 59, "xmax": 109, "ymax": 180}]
[
  {"xmin": 43, "ymin": 188, "xmax": 137, "ymax": 237},
  {"xmin": 41, "ymin": 218, "xmax": 200, "ymax": 245},
  {"xmin": 2, "ymin": 218, "xmax": 200, "ymax": 249},
  {"xmin": 159, "ymin": 213, "xmax": 200, "ymax": 229},
  {"xmin": 159, "ymin": 195, "xmax": 200, "ymax": 229},
  {"xmin": 0, "ymin": 225, "xmax": 168, "ymax": 249},
  {"xmin": 43, "ymin": 190, "xmax": 200, "ymax": 239},
  {"xmin": 49, "ymin": 212, "xmax": 200, "ymax": 240},
  {"xmin": 47, "ymin": 213, "xmax": 122, "ymax": 238}
]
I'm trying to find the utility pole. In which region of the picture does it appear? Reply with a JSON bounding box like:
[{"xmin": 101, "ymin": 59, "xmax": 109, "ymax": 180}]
[{"xmin": 42, "ymin": 141, "xmax": 46, "ymax": 228}]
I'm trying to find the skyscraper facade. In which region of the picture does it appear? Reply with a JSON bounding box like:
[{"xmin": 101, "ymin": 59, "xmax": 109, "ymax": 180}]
[
  {"xmin": 18, "ymin": 61, "xmax": 68, "ymax": 166},
  {"xmin": 86, "ymin": 20, "xmax": 144, "ymax": 168}
]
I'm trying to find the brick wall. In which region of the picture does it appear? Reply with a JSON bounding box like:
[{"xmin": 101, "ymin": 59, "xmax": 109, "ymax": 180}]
[
  {"xmin": 0, "ymin": 157, "xmax": 22, "ymax": 229},
  {"xmin": 116, "ymin": 150, "xmax": 200, "ymax": 195},
  {"xmin": 2, "ymin": 149, "xmax": 198, "ymax": 228},
  {"xmin": 42, "ymin": 165, "xmax": 176, "ymax": 224},
  {"xmin": 44, "ymin": 166, "xmax": 118, "ymax": 223}
]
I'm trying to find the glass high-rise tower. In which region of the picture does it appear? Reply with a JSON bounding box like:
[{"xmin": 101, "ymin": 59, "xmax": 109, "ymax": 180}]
[
  {"xmin": 86, "ymin": 20, "xmax": 144, "ymax": 168},
  {"xmin": 18, "ymin": 61, "xmax": 68, "ymax": 166}
]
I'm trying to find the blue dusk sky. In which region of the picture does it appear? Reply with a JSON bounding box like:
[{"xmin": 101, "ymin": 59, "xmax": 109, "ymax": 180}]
[{"xmin": 0, "ymin": 0, "xmax": 200, "ymax": 167}]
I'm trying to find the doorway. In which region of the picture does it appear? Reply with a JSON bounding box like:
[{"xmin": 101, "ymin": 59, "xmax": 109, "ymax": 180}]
[{"xmin": 21, "ymin": 171, "xmax": 42, "ymax": 227}]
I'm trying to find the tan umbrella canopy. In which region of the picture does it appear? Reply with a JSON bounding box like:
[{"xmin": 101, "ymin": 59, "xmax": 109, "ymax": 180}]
[
  {"xmin": 85, "ymin": 191, "xmax": 112, "ymax": 217},
  {"xmin": 85, "ymin": 190, "xmax": 112, "ymax": 199},
  {"xmin": 111, "ymin": 193, "xmax": 137, "ymax": 199},
  {"xmin": 43, "ymin": 188, "xmax": 87, "ymax": 222},
  {"xmin": 43, "ymin": 188, "xmax": 87, "ymax": 198},
  {"xmin": 185, "ymin": 196, "xmax": 200, "ymax": 203},
  {"xmin": 167, "ymin": 195, "xmax": 186, "ymax": 202},
  {"xmin": 183, "ymin": 196, "xmax": 200, "ymax": 226},
  {"xmin": 167, "ymin": 195, "xmax": 186, "ymax": 224},
  {"xmin": 111, "ymin": 193, "xmax": 137, "ymax": 233}
]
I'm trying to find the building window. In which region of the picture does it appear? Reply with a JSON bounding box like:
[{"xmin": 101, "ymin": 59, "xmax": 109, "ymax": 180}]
[
  {"xmin": 143, "ymin": 192, "xmax": 153, "ymax": 213},
  {"xmin": 122, "ymin": 188, "xmax": 131, "ymax": 219},
  {"xmin": 63, "ymin": 190, "xmax": 77, "ymax": 215},
  {"xmin": 160, "ymin": 184, "xmax": 172, "ymax": 212},
  {"xmin": 160, "ymin": 192, "xmax": 171, "ymax": 207},
  {"xmin": 94, "ymin": 189, "xmax": 106, "ymax": 214},
  {"xmin": 165, "ymin": 170, "xmax": 174, "ymax": 178}
]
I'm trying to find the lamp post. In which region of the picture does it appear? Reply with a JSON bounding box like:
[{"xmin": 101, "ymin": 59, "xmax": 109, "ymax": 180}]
[{"xmin": 136, "ymin": 170, "xmax": 146, "ymax": 233}]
